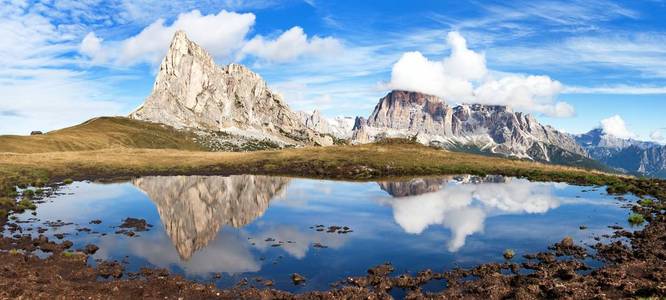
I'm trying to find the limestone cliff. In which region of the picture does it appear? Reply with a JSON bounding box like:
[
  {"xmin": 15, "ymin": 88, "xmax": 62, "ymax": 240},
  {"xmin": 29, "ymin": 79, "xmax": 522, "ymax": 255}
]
[
  {"xmin": 353, "ymin": 90, "xmax": 587, "ymax": 162},
  {"xmin": 129, "ymin": 30, "xmax": 332, "ymax": 147}
]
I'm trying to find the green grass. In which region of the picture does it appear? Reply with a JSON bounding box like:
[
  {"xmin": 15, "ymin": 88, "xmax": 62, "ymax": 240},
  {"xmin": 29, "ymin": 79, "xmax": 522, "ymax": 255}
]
[
  {"xmin": 22, "ymin": 189, "xmax": 34, "ymax": 198},
  {"xmin": 638, "ymin": 198, "xmax": 654, "ymax": 207},
  {"xmin": 628, "ymin": 213, "xmax": 645, "ymax": 225},
  {"xmin": 17, "ymin": 198, "xmax": 36, "ymax": 211}
]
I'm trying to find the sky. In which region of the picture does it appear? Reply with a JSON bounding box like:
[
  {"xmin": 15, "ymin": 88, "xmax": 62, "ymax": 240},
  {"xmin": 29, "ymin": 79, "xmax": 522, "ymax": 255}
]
[{"xmin": 1, "ymin": 0, "xmax": 666, "ymax": 142}]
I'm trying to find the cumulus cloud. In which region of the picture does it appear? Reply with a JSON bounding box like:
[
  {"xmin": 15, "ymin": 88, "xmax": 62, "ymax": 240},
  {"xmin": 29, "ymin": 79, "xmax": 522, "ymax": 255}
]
[
  {"xmin": 118, "ymin": 10, "xmax": 255, "ymax": 65},
  {"xmin": 79, "ymin": 10, "xmax": 342, "ymax": 66},
  {"xmin": 240, "ymin": 26, "xmax": 343, "ymax": 63},
  {"xmin": 650, "ymin": 130, "xmax": 664, "ymax": 142},
  {"xmin": 600, "ymin": 115, "xmax": 635, "ymax": 139},
  {"xmin": 387, "ymin": 31, "xmax": 574, "ymax": 117},
  {"xmin": 79, "ymin": 32, "xmax": 110, "ymax": 63},
  {"xmin": 383, "ymin": 178, "xmax": 563, "ymax": 252}
]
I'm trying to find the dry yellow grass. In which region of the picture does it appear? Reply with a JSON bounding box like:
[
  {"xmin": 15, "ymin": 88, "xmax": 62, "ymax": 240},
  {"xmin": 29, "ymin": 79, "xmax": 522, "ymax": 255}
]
[
  {"xmin": 0, "ymin": 117, "xmax": 203, "ymax": 153},
  {"xmin": 0, "ymin": 142, "xmax": 607, "ymax": 188},
  {"xmin": 0, "ymin": 116, "xmax": 649, "ymax": 201}
]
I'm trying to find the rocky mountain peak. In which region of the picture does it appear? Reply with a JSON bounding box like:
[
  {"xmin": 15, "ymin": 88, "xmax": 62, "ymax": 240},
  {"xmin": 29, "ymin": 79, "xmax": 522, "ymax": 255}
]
[
  {"xmin": 352, "ymin": 90, "xmax": 587, "ymax": 162},
  {"xmin": 129, "ymin": 31, "xmax": 332, "ymax": 147}
]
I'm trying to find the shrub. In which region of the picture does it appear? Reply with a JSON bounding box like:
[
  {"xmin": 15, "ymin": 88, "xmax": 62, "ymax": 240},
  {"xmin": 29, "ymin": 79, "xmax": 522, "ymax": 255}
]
[
  {"xmin": 63, "ymin": 178, "xmax": 73, "ymax": 185},
  {"xmin": 628, "ymin": 213, "xmax": 645, "ymax": 225}
]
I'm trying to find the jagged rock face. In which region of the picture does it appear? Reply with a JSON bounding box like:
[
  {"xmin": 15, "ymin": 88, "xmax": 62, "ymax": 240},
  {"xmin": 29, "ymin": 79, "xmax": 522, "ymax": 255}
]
[
  {"xmin": 132, "ymin": 175, "xmax": 290, "ymax": 260},
  {"xmin": 352, "ymin": 90, "xmax": 587, "ymax": 162},
  {"xmin": 297, "ymin": 110, "xmax": 355, "ymax": 139},
  {"xmin": 130, "ymin": 30, "xmax": 331, "ymax": 146},
  {"xmin": 576, "ymin": 129, "xmax": 666, "ymax": 177}
]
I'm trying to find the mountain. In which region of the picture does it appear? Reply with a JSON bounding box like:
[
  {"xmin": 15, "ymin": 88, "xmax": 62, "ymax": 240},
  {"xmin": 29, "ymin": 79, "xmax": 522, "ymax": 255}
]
[
  {"xmin": 297, "ymin": 109, "xmax": 355, "ymax": 139},
  {"xmin": 575, "ymin": 128, "xmax": 666, "ymax": 177},
  {"xmin": 351, "ymin": 90, "xmax": 590, "ymax": 164},
  {"xmin": 132, "ymin": 175, "xmax": 289, "ymax": 259},
  {"xmin": 129, "ymin": 30, "xmax": 332, "ymax": 148}
]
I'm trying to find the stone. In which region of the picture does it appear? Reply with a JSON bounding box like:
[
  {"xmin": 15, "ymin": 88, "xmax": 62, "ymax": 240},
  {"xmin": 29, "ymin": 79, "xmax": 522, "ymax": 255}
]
[
  {"xmin": 351, "ymin": 90, "xmax": 588, "ymax": 162},
  {"xmin": 129, "ymin": 30, "xmax": 332, "ymax": 147}
]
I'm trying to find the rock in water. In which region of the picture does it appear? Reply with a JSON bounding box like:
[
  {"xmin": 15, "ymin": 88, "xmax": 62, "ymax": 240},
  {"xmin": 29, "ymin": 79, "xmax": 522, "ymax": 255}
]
[
  {"xmin": 129, "ymin": 30, "xmax": 332, "ymax": 147},
  {"xmin": 352, "ymin": 90, "xmax": 587, "ymax": 162}
]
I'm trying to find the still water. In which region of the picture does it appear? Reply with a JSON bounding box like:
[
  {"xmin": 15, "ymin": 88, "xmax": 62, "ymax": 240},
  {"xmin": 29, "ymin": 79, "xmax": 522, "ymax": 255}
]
[{"xmin": 7, "ymin": 175, "xmax": 635, "ymax": 292}]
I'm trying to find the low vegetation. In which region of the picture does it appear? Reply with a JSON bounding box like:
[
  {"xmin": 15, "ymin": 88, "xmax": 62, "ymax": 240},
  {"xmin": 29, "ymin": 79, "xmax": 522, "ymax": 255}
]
[
  {"xmin": 628, "ymin": 213, "xmax": 646, "ymax": 225},
  {"xmin": 503, "ymin": 249, "xmax": 515, "ymax": 260}
]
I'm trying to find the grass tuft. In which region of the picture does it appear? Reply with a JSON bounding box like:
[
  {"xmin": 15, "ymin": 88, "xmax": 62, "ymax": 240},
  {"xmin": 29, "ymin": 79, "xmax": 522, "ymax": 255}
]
[
  {"xmin": 628, "ymin": 213, "xmax": 645, "ymax": 226},
  {"xmin": 638, "ymin": 198, "xmax": 654, "ymax": 207}
]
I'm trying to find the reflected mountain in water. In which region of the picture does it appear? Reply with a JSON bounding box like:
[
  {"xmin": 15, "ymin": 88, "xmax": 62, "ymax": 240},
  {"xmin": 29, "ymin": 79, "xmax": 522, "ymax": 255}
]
[
  {"xmin": 379, "ymin": 176, "xmax": 563, "ymax": 251},
  {"xmin": 132, "ymin": 175, "xmax": 289, "ymax": 259},
  {"xmin": 378, "ymin": 175, "xmax": 507, "ymax": 197},
  {"xmin": 378, "ymin": 178, "xmax": 446, "ymax": 197}
]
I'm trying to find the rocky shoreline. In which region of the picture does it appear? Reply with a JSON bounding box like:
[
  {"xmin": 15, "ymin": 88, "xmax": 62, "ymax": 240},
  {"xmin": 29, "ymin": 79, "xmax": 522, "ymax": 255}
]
[{"xmin": 1, "ymin": 174, "xmax": 665, "ymax": 299}]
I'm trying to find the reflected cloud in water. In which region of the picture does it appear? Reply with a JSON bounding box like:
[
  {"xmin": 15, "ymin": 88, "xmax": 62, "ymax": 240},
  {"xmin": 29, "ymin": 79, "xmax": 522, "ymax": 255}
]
[{"xmin": 378, "ymin": 176, "xmax": 567, "ymax": 251}]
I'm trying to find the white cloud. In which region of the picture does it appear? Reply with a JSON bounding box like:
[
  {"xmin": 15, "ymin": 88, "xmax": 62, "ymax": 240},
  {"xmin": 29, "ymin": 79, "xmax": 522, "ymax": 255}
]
[
  {"xmin": 0, "ymin": 1, "xmax": 127, "ymax": 135},
  {"xmin": 80, "ymin": 10, "xmax": 344, "ymax": 67},
  {"xmin": 387, "ymin": 31, "xmax": 574, "ymax": 117},
  {"xmin": 650, "ymin": 130, "xmax": 664, "ymax": 142},
  {"xmin": 240, "ymin": 26, "xmax": 343, "ymax": 63},
  {"xmin": 0, "ymin": 70, "xmax": 126, "ymax": 134},
  {"xmin": 441, "ymin": 32, "xmax": 487, "ymax": 80},
  {"xmin": 382, "ymin": 178, "xmax": 563, "ymax": 252},
  {"xmin": 78, "ymin": 32, "xmax": 107, "ymax": 63},
  {"xmin": 563, "ymin": 85, "xmax": 666, "ymax": 95},
  {"xmin": 117, "ymin": 10, "xmax": 256, "ymax": 65},
  {"xmin": 600, "ymin": 115, "xmax": 635, "ymax": 139}
]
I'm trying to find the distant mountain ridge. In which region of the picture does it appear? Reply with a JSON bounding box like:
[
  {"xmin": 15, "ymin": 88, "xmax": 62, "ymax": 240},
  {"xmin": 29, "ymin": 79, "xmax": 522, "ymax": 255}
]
[
  {"xmin": 297, "ymin": 110, "xmax": 355, "ymax": 140},
  {"xmin": 349, "ymin": 90, "xmax": 591, "ymax": 165},
  {"xmin": 575, "ymin": 128, "xmax": 666, "ymax": 177}
]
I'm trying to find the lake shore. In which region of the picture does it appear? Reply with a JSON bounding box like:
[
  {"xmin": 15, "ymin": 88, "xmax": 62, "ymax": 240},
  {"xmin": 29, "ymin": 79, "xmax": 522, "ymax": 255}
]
[{"xmin": 1, "ymin": 143, "xmax": 665, "ymax": 299}]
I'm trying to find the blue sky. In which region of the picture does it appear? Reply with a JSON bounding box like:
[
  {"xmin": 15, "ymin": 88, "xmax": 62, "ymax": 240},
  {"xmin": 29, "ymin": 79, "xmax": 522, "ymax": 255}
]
[{"xmin": 1, "ymin": 0, "xmax": 665, "ymax": 142}]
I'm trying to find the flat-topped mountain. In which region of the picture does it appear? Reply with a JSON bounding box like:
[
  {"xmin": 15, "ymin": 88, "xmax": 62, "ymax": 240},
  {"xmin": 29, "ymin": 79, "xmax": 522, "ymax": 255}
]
[
  {"xmin": 129, "ymin": 30, "xmax": 332, "ymax": 147},
  {"xmin": 352, "ymin": 90, "xmax": 589, "ymax": 164}
]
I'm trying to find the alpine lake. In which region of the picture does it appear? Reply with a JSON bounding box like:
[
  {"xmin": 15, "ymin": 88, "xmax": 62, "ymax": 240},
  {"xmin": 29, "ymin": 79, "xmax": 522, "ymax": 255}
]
[{"xmin": 3, "ymin": 174, "xmax": 640, "ymax": 295}]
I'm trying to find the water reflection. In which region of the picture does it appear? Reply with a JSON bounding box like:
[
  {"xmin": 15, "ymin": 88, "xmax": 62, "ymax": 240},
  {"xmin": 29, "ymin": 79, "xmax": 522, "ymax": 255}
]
[
  {"xmin": 132, "ymin": 175, "xmax": 289, "ymax": 259},
  {"xmin": 8, "ymin": 174, "xmax": 628, "ymax": 290},
  {"xmin": 378, "ymin": 175, "xmax": 564, "ymax": 251}
]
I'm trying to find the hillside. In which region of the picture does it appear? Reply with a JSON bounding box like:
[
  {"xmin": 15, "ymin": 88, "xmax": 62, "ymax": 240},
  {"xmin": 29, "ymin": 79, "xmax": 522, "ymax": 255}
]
[{"xmin": 0, "ymin": 117, "xmax": 204, "ymax": 153}]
